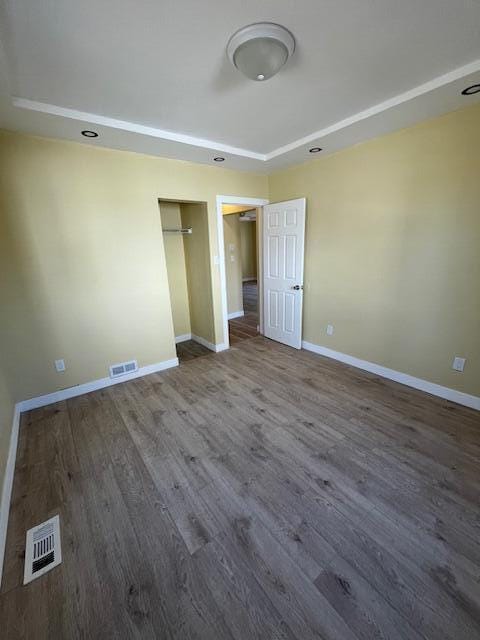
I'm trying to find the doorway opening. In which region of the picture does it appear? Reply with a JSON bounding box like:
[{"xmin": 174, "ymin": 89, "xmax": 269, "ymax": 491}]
[
  {"xmin": 159, "ymin": 199, "xmax": 215, "ymax": 364},
  {"xmin": 222, "ymin": 204, "xmax": 260, "ymax": 345},
  {"xmin": 216, "ymin": 196, "xmax": 269, "ymax": 350},
  {"xmin": 217, "ymin": 196, "xmax": 306, "ymax": 352}
]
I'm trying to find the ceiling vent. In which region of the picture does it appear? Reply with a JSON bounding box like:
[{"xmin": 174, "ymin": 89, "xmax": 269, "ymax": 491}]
[
  {"xmin": 24, "ymin": 515, "xmax": 62, "ymax": 584},
  {"xmin": 109, "ymin": 360, "xmax": 138, "ymax": 378}
]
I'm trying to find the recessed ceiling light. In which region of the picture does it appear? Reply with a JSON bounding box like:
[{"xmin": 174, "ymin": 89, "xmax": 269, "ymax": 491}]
[
  {"xmin": 213, "ymin": 157, "xmax": 225, "ymax": 162},
  {"xmin": 309, "ymin": 147, "xmax": 322, "ymax": 153},
  {"xmin": 81, "ymin": 130, "xmax": 98, "ymax": 138},
  {"xmin": 227, "ymin": 23, "xmax": 295, "ymax": 82},
  {"xmin": 461, "ymin": 84, "xmax": 480, "ymax": 96}
]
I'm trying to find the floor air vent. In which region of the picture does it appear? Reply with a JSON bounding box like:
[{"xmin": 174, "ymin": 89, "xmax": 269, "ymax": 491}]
[
  {"xmin": 24, "ymin": 515, "xmax": 62, "ymax": 584},
  {"xmin": 109, "ymin": 359, "xmax": 138, "ymax": 378}
]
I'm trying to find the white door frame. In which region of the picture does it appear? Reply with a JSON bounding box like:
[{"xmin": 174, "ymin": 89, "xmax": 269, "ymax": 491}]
[{"xmin": 216, "ymin": 195, "xmax": 269, "ymax": 350}]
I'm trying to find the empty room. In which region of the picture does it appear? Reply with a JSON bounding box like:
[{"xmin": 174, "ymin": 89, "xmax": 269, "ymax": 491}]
[{"xmin": 0, "ymin": 2, "xmax": 479, "ymax": 638}]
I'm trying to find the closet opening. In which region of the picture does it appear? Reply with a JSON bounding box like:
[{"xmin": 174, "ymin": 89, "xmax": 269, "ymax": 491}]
[
  {"xmin": 159, "ymin": 199, "xmax": 215, "ymax": 364},
  {"xmin": 222, "ymin": 204, "xmax": 260, "ymax": 345}
]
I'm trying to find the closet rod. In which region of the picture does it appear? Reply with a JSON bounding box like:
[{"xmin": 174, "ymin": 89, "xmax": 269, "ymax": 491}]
[{"xmin": 162, "ymin": 227, "xmax": 192, "ymax": 235}]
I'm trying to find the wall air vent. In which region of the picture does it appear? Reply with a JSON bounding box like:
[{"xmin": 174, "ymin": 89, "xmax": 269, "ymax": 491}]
[
  {"xmin": 24, "ymin": 515, "xmax": 62, "ymax": 584},
  {"xmin": 109, "ymin": 360, "xmax": 138, "ymax": 378}
]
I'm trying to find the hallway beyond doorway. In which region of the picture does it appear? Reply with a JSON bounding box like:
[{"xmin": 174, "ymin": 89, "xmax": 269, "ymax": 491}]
[{"xmin": 229, "ymin": 280, "xmax": 259, "ymax": 344}]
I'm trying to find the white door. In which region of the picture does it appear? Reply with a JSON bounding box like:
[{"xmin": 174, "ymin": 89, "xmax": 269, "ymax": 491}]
[{"xmin": 263, "ymin": 198, "xmax": 306, "ymax": 349}]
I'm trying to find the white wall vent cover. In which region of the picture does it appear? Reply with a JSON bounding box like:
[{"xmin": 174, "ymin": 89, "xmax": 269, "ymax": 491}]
[
  {"xmin": 109, "ymin": 359, "xmax": 138, "ymax": 378},
  {"xmin": 24, "ymin": 515, "xmax": 62, "ymax": 584}
]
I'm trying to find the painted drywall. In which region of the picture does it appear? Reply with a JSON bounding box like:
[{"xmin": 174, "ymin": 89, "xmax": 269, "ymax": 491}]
[
  {"xmin": 180, "ymin": 203, "xmax": 215, "ymax": 343},
  {"xmin": 269, "ymin": 103, "xmax": 480, "ymax": 396},
  {"xmin": 240, "ymin": 221, "xmax": 257, "ymax": 280},
  {"xmin": 159, "ymin": 202, "xmax": 191, "ymax": 338},
  {"xmin": 0, "ymin": 129, "xmax": 268, "ymax": 408},
  {"xmin": 223, "ymin": 214, "xmax": 244, "ymax": 315}
]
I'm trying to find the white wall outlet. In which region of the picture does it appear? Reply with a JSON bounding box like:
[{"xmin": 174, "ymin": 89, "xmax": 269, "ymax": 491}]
[
  {"xmin": 326, "ymin": 324, "xmax": 334, "ymax": 336},
  {"xmin": 230, "ymin": 255, "xmax": 235, "ymax": 262},
  {"xmin": 228, "ymin": 243, "xmax": 235, "ymax": 252},
  {"xmin": 55, "ymin": 359, "xmax": 66, "ymax": 372},
  {"xmin": 452, "ymin": 357, "xmax": 466, "ymax": 372}
]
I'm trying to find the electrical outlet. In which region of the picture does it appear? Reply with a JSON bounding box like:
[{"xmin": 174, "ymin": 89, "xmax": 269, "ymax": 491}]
[
  {"xmin": 230, "ymin": 255, "xmax": 235, "ymax": 262},
  {"xmin": 55, "ymin": 359, "xmax": 66, "ymax": 372},
  {"xmin": 452, "ymin": 357, "xmax": 466, "ymax": 372},
  {"xmin": 326, "ymin": 324, "xmax": 334, "ymax": 336}
]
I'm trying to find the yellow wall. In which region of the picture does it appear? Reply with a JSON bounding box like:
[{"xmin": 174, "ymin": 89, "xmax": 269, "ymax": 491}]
[
  {"xmin": 0, "ymin": 129, "xmax": 268, "ymax": 407},
  {"xmin": 180, "ymin": 202, "xmax": 216, "ymax": 343},
  {"xmin": 223, "ymin": 214, "xmax": 244, "ymax": 315},
  {"xmin": 159, "ymin": 202, "xmax": 191, "ymax": 338},
  {"xmin": 240, "ymin": 221, "xmax": 257, "ymax": 280},
  {"xmin": 269, "ymin": 104, "xmax": 480, "ymax": 396}
]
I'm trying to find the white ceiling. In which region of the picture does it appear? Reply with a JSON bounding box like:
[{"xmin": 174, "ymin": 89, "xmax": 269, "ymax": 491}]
[{"xmin": 1, "ymin": 0, "xmax": 480, "ymax": 172}]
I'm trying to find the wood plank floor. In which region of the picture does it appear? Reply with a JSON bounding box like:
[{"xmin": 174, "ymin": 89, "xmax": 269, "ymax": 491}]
[
  {"xmin": 229, "ymin": 280, "xmax": 259, "ymax": 345},
  {"xmin": 242, "ymin": 280, "xmax": 258, "ymax": 313},
  {"xmin": 176, "ymin": 339, "xmax": 212, "ymax": 363},
  {"xmin": 229, "ymin": 313, "xmax": 258, "ymax": 344},
  {"xmin": 1, "ymin": 336, "xmax": 479, "ymax": 639}
]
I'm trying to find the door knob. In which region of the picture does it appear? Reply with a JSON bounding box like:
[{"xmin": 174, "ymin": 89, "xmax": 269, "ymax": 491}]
[{"xmin": 292, "ymin": 284, "xmax": 303, "ymax": 290}]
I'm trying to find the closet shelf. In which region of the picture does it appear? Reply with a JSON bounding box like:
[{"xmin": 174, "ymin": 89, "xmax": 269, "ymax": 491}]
[{"xmin": 162, "ymin": 227, "xmax": 192, "ymax": 235}]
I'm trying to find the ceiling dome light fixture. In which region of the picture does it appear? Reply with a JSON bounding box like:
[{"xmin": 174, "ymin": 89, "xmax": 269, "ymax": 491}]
[
  {"xmin": 81, "ymin": 130, "xmax": 98, "ymax": 138},
  {"xmin": 309, "ymin": 147, "xmax": 322, "ymax": 153},
  {"xmin": 227, "ymin": 23, "xmax": 295, "ymax": 82},
  {"xmin": 213, "ymin": 156, "xmax": 225, "ymax": 162},
  {"xmin": 462, "ymin": 84, "xmax": 480, "ymax": 96}
]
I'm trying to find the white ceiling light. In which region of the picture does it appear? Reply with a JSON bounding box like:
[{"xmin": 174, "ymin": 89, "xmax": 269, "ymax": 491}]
[{"xmin": 227, "ymin": 23, "xmax": 295, "ymax": 82}]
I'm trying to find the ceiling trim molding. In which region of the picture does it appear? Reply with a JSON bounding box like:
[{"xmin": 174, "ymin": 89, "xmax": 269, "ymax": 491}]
[
  {"xmin": 265, "ymin": 58, "xmax": 480, "ymax": 159},
  {"xmin": 11, "ymin": 97, "xmax": 266, "ymax": 161},
  {"xmin": 11, "ymin": 57, "xmax": 480, "ymax": 165}
]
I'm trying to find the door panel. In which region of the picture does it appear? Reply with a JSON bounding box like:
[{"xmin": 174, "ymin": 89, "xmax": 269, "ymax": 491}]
[
  {"xmin": 284, "ymin": 292, "xmax": 295, "ymax": 334},
  {"xmin": 285, "ymin": 235, "xmax": 296, "ymax": 280},
  {"xmin": 268, "ymin": 290, "xmax": 279, "ymax": 329},
  {"xmin": 268, "ymin": 236, "xmax": 280, "ymax": 278},
  {"xmin": 262, "ymin": 198, "xmax": 306, "ymax": 349}
]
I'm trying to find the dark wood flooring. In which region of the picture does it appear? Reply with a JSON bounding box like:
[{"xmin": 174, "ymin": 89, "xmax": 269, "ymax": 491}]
[
  {"xmin": 228, "ymin": 280, "xmax": 259, "ymax": 345},
  {"xmin": 176, "ymin": 339, "xmax": 212, "ymax": 363},
  {"xmin": 242, "ymin": 280, "xmax": 258, "ymax": 314},
  {"xmin": 228, "ymin": 313, "xmax": 258, "ymax": 345},
  {"xmin": 1, "ymin": 336, "xmax": 479, "ymax": 639}
]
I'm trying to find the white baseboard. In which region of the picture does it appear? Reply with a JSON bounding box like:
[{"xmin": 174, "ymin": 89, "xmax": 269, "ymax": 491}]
[
  {"xmin": 228, "ymin": 310, "xmax": 244, "ymax": 320},
  {"xmin": 18, "ymin": 358, "xmax": 179, "ymax": 413},
  {"xmin": 242, "ymin": 277, "xmax": 256, "ymax": 282},
  {"xmin": 302, "ymin": 341, "xmax": 480, "ymax": 411},
  {"xmin": 190, "ymin": 335, "xmax": 229, "ymax": 353},
  {"xmin": 191, "ymin": 334, "xmax": 217, "ymax": 352},
  {"xmin": 0, "ymin": 405, "xmax": 21, "ymax": 587},
  {"xmin": 175, "ymin": 333, "xmax": 192, "ymax": 343}
]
